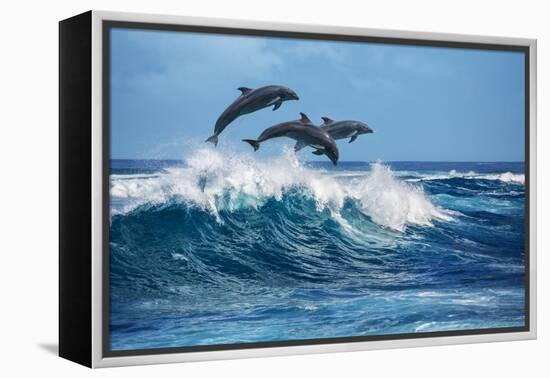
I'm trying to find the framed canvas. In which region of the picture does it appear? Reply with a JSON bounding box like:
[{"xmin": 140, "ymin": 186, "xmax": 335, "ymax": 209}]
[{"xmin": 59, "ymin": 10, "xmax": 537, "ymax": 368}]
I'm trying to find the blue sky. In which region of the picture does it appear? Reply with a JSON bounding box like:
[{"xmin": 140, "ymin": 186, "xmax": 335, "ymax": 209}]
[{"xmin": 110, "ymin": 28, "xmax": 525, "ymax": 162}]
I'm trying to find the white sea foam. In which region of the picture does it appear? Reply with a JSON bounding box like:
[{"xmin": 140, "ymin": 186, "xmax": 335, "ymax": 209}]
[
  {"xmin": 110, "ymin": 148, "xmax": 452, "ymax": 231},
  {"xmin": 346, "ymin": 163, "xmax": 452, "ymax": 231},
  {"xmin": 483, "ymin": 172, "xmax": 525, "ymax": 184},
  {"xmin": 407, "ymin": 170, "xmax": 524, "ymax": 185}
]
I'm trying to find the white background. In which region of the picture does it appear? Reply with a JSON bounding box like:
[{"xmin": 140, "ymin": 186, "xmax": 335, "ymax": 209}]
[{"xmin": 0, "ymin": 0, "xmax": 546, "ymax": 376}]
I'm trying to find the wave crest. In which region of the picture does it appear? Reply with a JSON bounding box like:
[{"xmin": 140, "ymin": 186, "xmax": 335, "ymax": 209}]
[
  {"xmin": 407, "ymin": 169, "xmax": 524, "ymax": 184},
  {"xmin": 110, "ymin": 148, "xmax": 451, "ymax": 231},
  {"xmin": 349, "ymin": 164, "xmax": 452, "ymax": 231}
]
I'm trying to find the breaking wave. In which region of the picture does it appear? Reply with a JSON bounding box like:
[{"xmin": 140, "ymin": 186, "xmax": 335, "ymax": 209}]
[
  {"xmin": 406, "ymin": 169, "xmax": 525, "ymax": 184},
  {"xmin": 110, "ymin": 148, "xmax": 451, "ymax": 231},
  {"xmin": 108, "ymin": 152, "xmax": 526, "ymax": 350}
]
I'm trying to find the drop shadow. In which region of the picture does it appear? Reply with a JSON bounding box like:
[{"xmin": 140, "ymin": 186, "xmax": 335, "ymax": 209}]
[{"xmin": 38, "ymin": 343, "xmax": 58, "ymax": 356}]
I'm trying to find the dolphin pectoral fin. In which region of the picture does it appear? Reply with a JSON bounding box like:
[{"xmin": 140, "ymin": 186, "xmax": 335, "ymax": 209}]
[
  {"xmin": 237, "ymin": 87, "xmax": 253, "ymax": 95},
  {"xmin": 349, "ymin": 135, "xmax": 358, "ymax": 143},
  {"xmin": 311, "ymin": 149, "xmax": 324, "ymax": 156},
  {"xmin": 294, "ymin": 141, "xmax": 306, "ymax": 152},
  {"xmin": 272, "ymin": 101, "xmax": 282, "ymax": 111}
]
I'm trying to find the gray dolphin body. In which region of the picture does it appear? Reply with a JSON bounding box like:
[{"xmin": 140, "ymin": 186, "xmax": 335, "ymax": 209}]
[
  {"xmin": 294, "ymin": 117, "xmax": 373, "ymax": 152},
  {"xmin": 206, "ymin": 85, "xmax": 300, "ymax": 146},
  {"xmin": 242, "ymin": 113, "xmax": 340, "ymax": 165}
]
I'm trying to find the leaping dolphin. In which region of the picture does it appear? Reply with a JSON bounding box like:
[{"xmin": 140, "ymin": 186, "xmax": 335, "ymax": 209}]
[
  {"xmin": 294, "ymin": 117, "xmax": 373, "ymax": 152},
  {"xmin": 206, "ymin": 85, "xmax": 300, "ymax": 146},
  {"xmin": 242, "ymin": 113, "xmax": 339, "ymax": 165}
]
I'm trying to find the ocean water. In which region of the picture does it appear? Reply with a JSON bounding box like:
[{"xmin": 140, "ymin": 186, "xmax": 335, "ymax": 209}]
[{"xmin": 109, "ymin": 149, "xmax": 526, "ymax": 351}]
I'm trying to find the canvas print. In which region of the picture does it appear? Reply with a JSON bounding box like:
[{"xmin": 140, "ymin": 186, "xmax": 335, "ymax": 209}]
[{"xmin": 108, "ymin": 27, "xmax": 526, "ymax": 352}]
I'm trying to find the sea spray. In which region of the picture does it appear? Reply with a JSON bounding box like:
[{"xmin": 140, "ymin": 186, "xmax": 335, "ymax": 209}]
[
  {"xmin": 110, "ymin": 148, "xmax": 450, "ymax": 231},
  {"xmin": 406, "ymin": 170, "xmax": 525, "ymax": 184},
  {"xmin": 349, "ymin": 163, "xmax": 453, "ymax": 231}
]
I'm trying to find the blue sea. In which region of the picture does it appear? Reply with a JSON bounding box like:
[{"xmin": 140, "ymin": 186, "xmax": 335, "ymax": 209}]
[{"xmin": 109, "ymin": 149, "xmax": 526, "ymax": 351}]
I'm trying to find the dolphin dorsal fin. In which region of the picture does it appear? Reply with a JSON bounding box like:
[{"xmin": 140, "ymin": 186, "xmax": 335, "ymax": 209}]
[
  {"xmin": 238, "ymin": 87, "xmax": 253, "ymax": 95},
  {"xmin": 321, "ymin": 117, "xmax": 335, "ymax": 125},
  {"xmin": 299, "ymin": 112, "xmax": 312, "ymax": 124}
]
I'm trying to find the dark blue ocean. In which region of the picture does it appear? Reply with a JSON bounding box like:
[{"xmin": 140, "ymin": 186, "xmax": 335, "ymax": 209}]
[{"xmin": 109, "ymin": 149, "xmax": 526, "ymax": 351}]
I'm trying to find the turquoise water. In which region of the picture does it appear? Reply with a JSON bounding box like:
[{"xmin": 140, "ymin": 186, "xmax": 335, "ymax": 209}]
[{"xmin": 108, "ymin": 150, "xmax": 525, "ymax": 351}]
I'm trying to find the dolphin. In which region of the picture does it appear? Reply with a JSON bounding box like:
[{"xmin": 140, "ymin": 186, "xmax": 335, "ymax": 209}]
[
  {"xmin": 242, "ymin": 113, "xmax": 340, "ymax": 165},
  {"xmin": 294, "ymin": 117, "xmax": 373, "ymax": 152},
  {"xmin": 206, "ymin": 85, "xmax": 300, "ymax": 146}
]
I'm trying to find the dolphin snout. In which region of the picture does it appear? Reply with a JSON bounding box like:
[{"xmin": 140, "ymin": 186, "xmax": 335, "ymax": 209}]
[{"xmin": 362, "ymin": 125, "xmax": 374, "ymax": 134}]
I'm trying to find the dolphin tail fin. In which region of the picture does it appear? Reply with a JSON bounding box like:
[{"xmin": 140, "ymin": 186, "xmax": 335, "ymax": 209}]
[
  {"xmin": 205, "ymin": 134, "xmax": 219, "ymax": 147},
  {"xmin": 242, "ymin": 139, "xmax": 260, "ymax": 151}
]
